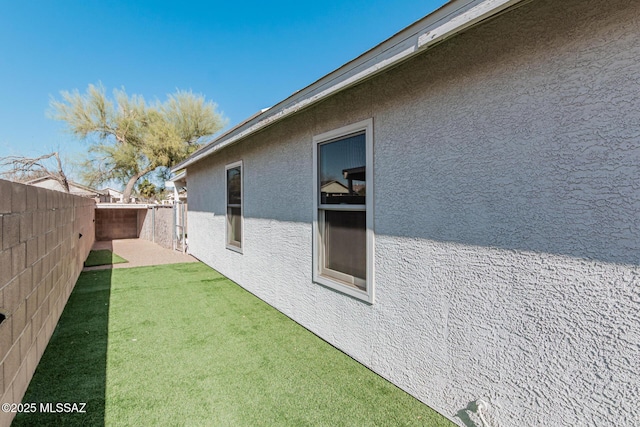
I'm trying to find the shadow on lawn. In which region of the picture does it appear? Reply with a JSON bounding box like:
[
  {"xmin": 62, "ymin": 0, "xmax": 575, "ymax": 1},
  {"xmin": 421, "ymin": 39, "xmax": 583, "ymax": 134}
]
[{"xmin": 13, "ymin": 268, "xmax": 112, "ymax": 427}]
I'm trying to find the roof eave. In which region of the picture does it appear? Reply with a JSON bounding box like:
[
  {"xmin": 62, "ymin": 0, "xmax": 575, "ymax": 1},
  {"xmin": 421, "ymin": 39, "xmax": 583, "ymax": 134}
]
[{"xmin": 172, "ymin": 0, "xmax": 526, "ymax": 173}]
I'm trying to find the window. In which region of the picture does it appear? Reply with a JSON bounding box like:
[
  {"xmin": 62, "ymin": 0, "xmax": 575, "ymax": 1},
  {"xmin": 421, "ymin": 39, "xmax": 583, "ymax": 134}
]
[
  {"xmin": 313, "ymin": 119, "xmax": 374, "ymax": 303},
  {"xmin": 226, "ymin": 161, "xmax": 243, "ymax": 252}
]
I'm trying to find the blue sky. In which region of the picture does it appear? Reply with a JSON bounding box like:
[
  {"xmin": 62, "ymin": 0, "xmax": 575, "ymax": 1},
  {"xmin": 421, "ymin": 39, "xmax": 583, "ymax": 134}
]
[{"xmin": 0, "ymin": 0, "xmax": 445, "ymax": 181}]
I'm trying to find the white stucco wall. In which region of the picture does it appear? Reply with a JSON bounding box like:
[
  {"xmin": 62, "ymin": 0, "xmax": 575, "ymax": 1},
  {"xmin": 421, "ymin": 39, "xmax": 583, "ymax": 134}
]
[{"xmin": 187, "ymin": 0, "xmax": 640, "ymax": 425}]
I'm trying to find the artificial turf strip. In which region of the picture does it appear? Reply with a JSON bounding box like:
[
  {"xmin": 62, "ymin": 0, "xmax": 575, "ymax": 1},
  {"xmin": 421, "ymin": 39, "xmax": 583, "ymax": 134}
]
[
  {"xmin": 16, "ymin": 263, "xmax": 454, "ymax": 427},
  {"xmin": 83, "ymin": 249, "xmax": 128, "ymax": 267},
  {"xmin": 13, "ymin": 266, "xmax": 111, "ymax": 426}
]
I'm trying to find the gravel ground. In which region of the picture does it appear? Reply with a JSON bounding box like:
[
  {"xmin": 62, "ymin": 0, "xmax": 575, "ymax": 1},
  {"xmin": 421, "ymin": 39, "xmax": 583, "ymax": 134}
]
[{"xmin": 83, "ymin": 238, "xmax": 197, "ymax": 271}]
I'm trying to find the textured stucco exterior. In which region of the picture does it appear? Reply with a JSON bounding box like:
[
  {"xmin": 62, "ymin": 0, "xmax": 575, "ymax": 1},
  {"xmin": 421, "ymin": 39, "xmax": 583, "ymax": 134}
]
[{"xmin": 186, "ymin": 0, "xmax": 640, "ymax": 425}]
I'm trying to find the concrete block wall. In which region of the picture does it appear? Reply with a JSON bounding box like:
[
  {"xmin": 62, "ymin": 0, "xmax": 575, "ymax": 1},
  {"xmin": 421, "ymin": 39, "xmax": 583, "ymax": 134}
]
[
  {"xmin": 0, "ymin": 179, "xmax": 95, "ymax": 427},
  {"xmin": 138, "ymin": 206, "xmax": 177, "ymax": 250},
  {"xmin": 95, "ymin": 205, "xmax": 183, "ymax": 250},
  {"xmin": 95, "ymin": 208, "xmax": 141, "ymax": 240}
]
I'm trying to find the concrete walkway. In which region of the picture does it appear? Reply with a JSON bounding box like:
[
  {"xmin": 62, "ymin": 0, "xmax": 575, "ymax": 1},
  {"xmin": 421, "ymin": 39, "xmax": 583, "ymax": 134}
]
[{"xmin": 83, "ymin": 238, "xmax": 197, "ymax": 271}]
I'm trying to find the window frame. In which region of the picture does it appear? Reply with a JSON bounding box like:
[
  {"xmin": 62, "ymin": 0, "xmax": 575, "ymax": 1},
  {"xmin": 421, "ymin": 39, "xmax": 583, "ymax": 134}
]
[
  {"xmin": 225, "ymin": 160, "xmax": 243, "ymax": 253},
  {"xmin": 312, "ymin": 119, "xmax": 375, "ymax": 304}
]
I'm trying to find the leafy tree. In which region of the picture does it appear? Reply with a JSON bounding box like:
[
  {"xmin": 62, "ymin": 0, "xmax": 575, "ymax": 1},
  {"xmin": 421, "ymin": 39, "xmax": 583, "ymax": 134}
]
[
  {"xmin": 137, "ymin": 178, "xmax": 157, "ymax": 201},
  {"xmin": 50, "ymin": 83, "xmax": 225, "ymax": 202},
  {"xmin": 0, "ymin": 152, "xmax": 71, "ymax": 192}
]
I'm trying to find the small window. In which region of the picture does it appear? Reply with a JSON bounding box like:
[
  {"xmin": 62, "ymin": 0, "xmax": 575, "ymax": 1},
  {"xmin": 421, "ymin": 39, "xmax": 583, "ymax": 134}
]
[
  {"xmin": 226, "ymin": 161, "xmax": 243, "ymax": 252},
  {"xmin": 313, "ymin": 119, "xmax": 374, "ymax": 303}
]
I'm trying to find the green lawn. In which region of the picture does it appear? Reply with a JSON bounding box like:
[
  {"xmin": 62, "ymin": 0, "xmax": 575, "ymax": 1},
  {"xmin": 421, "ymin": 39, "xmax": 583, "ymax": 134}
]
[
  {"xmin": 83, "ymin": 249, "xmax": 128, "ymax": 267},
  {"xmin": 15, "ymin": 263, "xmax": 453, "ymax": 426}
]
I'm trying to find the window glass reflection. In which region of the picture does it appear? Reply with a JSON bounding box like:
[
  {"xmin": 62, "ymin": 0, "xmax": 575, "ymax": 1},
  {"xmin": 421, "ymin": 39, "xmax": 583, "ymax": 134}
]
[
  {"xmin": 227, "ymin": 167, "xmax": 241, "ymax": 205},
  {"xmin": 323, "ymin": 210, "xmax": 366, "ymax": 286},
  {"xmin": 226, "ymin": 165, "xmax": 242, "ymax": 249},
  {"xmin": 319, "ymin": 132, "xmax": 366, "ymax": 205},
  {"xmin": 227, "ymin": 206, "xmax": 241, "ymax": 247}
]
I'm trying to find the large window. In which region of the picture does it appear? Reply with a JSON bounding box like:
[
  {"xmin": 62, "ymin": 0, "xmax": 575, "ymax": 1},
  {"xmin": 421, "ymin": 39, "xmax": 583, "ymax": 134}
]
[
  {"xmin": 313, "ymin": 119, "xmax": 374, "ymax": 303},
  {"xmin": 226, "ymin": 161, "xmax": 243, "ymax": 252}
]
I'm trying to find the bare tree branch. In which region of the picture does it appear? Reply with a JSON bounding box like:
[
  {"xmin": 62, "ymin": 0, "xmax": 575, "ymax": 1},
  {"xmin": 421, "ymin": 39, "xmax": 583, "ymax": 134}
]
[{"xmin": 0, "ymin": 152, "xmax": 70, "ymax": 192}]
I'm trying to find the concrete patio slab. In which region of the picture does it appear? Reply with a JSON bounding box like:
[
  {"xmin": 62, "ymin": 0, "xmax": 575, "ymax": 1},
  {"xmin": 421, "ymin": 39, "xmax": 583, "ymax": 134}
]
[{"xmin": 83, "ymin": 238, "xmax": 197, "ymax": 271}]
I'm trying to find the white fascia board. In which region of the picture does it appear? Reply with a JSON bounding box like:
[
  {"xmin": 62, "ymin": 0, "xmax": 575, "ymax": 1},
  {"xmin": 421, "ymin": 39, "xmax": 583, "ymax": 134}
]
[
  {"xmin": 170, "ymin": 170, "xmax": 186, "ymax": 181},
  {"xmin": 172, "ymin": 0, "xmax": 526, "ymax": 173},
  {"xmin": 417, "ymin": 0, "xmax": 526, "ymax": 47}
]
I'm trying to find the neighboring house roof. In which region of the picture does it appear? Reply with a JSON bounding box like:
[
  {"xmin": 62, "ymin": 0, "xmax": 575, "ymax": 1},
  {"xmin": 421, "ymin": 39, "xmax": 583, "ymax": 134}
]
[
  {"xmin": 24, "ymin": 176, "xmax": 61, "ymax": 186},
  {"xmin": 101, "ymin": 187, "xmax": 124, "ymax": 197},
  {"xmin": 321, "ymin": 180, "xmax": 349, "ymax": 194},
  {"xmin": 173, "ymin": 0, "xmax": 526, "ymax": 173},
  {"xmin": 26, "ymin": 176, "xmax": 103, "ymax": 197}
]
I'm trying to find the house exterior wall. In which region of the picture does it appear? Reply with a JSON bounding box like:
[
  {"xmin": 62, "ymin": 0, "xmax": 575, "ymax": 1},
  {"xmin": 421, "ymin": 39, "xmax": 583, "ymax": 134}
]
[
  {"xmin": 0, "ymin": 179, "xmax": 95, "ymax": 427},
  {"xmin": 187, "ymin": 0, "xmax": 640, "ymax": 425}
]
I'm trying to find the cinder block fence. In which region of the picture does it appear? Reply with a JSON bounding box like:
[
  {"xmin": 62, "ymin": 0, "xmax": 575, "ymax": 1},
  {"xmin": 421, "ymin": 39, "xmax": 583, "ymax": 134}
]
[
  {"xmin": 96, "ymin": 204, "xmax": 184, "ymax": 250},
  {"xmin": 0, "ymin": 179, "xmax": 95, "ymax": 427}
]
